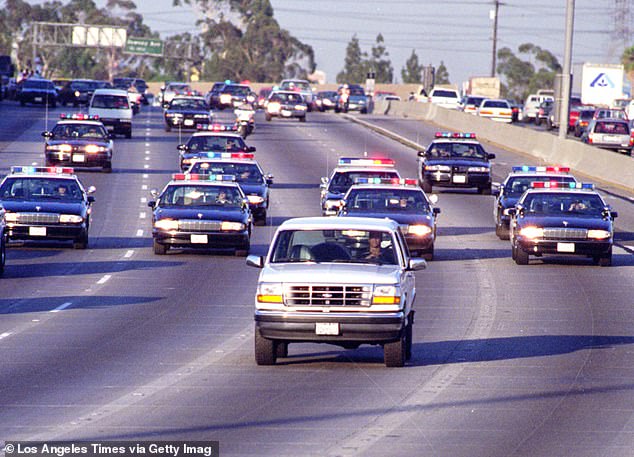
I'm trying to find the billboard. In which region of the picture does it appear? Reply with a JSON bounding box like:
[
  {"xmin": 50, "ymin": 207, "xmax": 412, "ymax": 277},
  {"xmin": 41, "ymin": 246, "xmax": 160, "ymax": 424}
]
[{"xmin": 580, "ymin": 63, "xmax": 625, "ymax": 106}]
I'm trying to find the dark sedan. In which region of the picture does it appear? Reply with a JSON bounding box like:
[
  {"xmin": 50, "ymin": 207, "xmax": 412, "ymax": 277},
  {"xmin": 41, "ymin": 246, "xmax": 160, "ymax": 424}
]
[
  {"xmin": 17, "ymin": 78, "xmax": 57, "ymax": 107},
  {"xmin": 164, "ymin": 96, "xmax": 213, "ymax": 132},
  {"xmin": 177, "ymin": 129, "xmax": 256, "ymax": 171}
]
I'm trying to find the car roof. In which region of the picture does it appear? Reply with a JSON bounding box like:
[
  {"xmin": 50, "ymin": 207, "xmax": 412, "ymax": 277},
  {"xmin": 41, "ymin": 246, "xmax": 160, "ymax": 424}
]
[
  {"xmin": 56, "ymin": 120, "xmax": 105, "ymax": 126},
  {"xmin": 92, "ymin": 88, "xmax": 128, "ymax": 96},
  {"xmin": 278, "ymin": 216, "xmax": 400, "ymax": 231},
  {"xmin": 166, "ymin": 180, "xmax": 241, "ymax": 189},
  {"xmin": 331, "ymin": 167, "xmax": 400, "ymax": 174},
  {"xmin": 430, "ymin": 138, "xmax": 481, "ymax": 145},
  {"xmin": 191, "ymin": 132, "xmax": 242, "ymax": 139}
]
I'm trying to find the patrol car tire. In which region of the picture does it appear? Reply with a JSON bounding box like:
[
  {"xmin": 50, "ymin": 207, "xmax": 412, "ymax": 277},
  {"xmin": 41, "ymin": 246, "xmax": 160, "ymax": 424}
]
[
  {"xmin": 478, "ymin": 185, "xmax": 492, "ymax": 195},
  {"xmin": 384, "ymin": 333, "xmax": 406, "ymax": 367},
  {"xmin": 235, "ymin": 243, "xmax": 250, "ymax": 257},
  {"xmin": 0, "ymin": 239, "xmax": 5, "ymax": 276},
  {"xmin": 422, "ymin": 247, "xmax": 434, "ymax": 261},
  {"xmin": 276, "ymin": 342, "xmax": 288, "ymax": 358},
  {"xmin": 422, "ymin": 181, "xmax": 432, "ymax": 194},
  {"xmin": 299, "ymin": 116, "xmax": 306, "ymax": 122},
  {"xmin": 125, "ymin": 130, "xmax": 132, "ymax": 139},
  {"xmin": 73, "ymin": 233, "xmax": 88, "ymax": 250},
  {"xmin": 255, "ymin": 328, "xmax": 277, "ymax": 365},
  {"xmin": 165, "ymin": 125, "xmax": 171, "ymax": 132},
  {"xmin": 265, "ymin": 113, "xmax": 272, "ymax": 122},
  {"xmin": 153, "ymin": 240, "xmax": 168, "ymax": 255},
  {"xmin": 597, "ymin": 248, "xmax": 612, "ymax": 267},
  {"xmin": 515, "ymin": 246, "xmax": 529, "ymax": 265},
  {"xmin": 495, "ymin": 219, "xmax": 509, "ymax": 240},
  {"xmin": 103, "ymin": 162, "xmax": 112, "ymax": 173},
  {"xmin": 404, "ymin": 322, "xmax": 413, "ymax": 361}
]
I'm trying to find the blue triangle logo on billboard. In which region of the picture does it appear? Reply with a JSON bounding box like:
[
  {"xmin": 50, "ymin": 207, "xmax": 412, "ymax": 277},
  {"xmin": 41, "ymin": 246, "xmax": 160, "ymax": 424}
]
[{"xmin": 590, "ymin": 73, "xmax": 615, "ymax": 88}]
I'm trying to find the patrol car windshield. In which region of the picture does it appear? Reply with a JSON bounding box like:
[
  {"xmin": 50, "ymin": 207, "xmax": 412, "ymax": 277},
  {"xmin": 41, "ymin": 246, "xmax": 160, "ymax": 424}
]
[
  {"xmin": 329, "ymin": 171, "xmax": 400, "ymax": 194},
  {"xmin": 91, "ymin": 94, "xmax": 129, "ymax": 109},
  {"xmin": 188, "ymin": 162, "xmax": 263, "ymax": 184},
  {"xmin": 224, "ymin": 85, "xmax": 251, "ymax": 95},
  {"xmin": 52, "ymin": 123, "xmax": 108, "ymax": 139},
  {"xmin": 271, "ymin": 229, "xmax": 398, "ymax": 265},
  {"xmin": 427, "ymin": 142, "xmax": 487, "ymax": 159},
  {"xmin": 346, "ymin": 189, "xmax": 430, "ymax": 213},
  {"xmin": 521, "ymin": 193, "xmax": 606, "ymax": 216},
  {"xmin": 280, "ymin": 81, "xmax": 310, "ymax": 91},
  {"xmin": 169, "ymin": 98, "xmax": 208, "ymax": 110},
  {"xmin": 504, "ymin": 176, "xmax": 576, "ymax": 196},
  {"xmin": 186, "ymin": 136, "xmax": 247, "ymax": 152},
  {"xmin": 270, "ymin": 93, "xmax": 304, "ymax": 104},
  {"xmin": 160, "ymin": 185, "xmax": 243, "ymax": 208},
  {"xmin": 0, "ymin": 178, "xmax": 83, "ymax": 201}
]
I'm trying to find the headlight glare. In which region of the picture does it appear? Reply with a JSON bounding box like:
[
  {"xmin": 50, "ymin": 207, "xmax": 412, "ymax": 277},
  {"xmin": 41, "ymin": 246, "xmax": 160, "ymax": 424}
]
[
  {"xmin": 519, "ymin": 226, "xmax": 544, "ymax": 239},
  {"xmin": 59, "ymin": 214, "xmax": 83, "ymax": 223},
  {"xmin": 587, "ymin": 229, "xmax": 611, "ymax": 240},
  {"xmin": 408, "ymin": 225, "xmax": 433, "ymax": 236},
  {"xmin": 221, "ymin": 221, "xmax": 245, "ymax": 231},
  {"xmin": 154, "ymin": 219, "xmax": 179, "ymax": 231}
]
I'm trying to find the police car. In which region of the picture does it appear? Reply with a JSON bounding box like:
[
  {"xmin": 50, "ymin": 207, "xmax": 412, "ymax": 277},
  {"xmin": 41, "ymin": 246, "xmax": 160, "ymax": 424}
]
[
  {"xmin": 492, "ymin": 166, "xmax": 577, "ymax": 240},
  {"xmin": 0, "ymin": 166, "xmax": 96, "ymax": 249},
  {"xmin": 320, "ymin": 157, "xmax": 401, "ymax": 216},
  {"xmin": 338, "ymin": 178, "xmax": 440, "ymax": 260},
  {"xmin": 163, "ymin": 95, "xmax": 213, "ymax": 132},
  {"xmin": 177, "ymin": 124, "xmax": 256, "ymax": 171},
  {"xmin": 507, "ymin": 182, "xmax": 617, "ymax": 266},
  {"xmin": 42, "ymin": 113, "xmax": 113, "ymax": 172},
  {"xmin": 148, "ymin": 174, "xmax": 252, "ymax": 256},
  {"xmin": 417, "ymin": 132, "xmax": 495, "ymax": 194},
  {"xmin": 186, "ymin": 153, "xmax": 273, "ymax": 225}
]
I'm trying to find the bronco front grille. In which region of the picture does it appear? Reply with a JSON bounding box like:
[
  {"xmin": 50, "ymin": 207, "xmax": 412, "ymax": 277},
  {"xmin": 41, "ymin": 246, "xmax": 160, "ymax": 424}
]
[
  {"xmin": 543, "ymin": 227, "xmax": 588, "ymax": 240},
  {"xmin": 285, "ymin": 284, "xmax": 372, "ymax": 307}
]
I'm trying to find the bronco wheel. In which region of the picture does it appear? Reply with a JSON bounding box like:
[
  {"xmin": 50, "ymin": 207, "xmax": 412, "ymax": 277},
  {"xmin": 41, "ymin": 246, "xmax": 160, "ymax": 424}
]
[
  {"xmin": 153, "ymin": 239, "xmax": 168, "ymax": 255},
  {"xmin": 422, "ymin": 181, "xmax": 432, "ymax": 194},
  {"xmin": 73, "ymin": 233, "xmax": 88, "ymax": 250},
  {"xmin": 515, "ymin": 245, "xmax": 529, "ymax": 265},
  {"xmin": 384, "ymin": 333, "xmax": 406, "ymax": 367},
  {"xmin": 255, "ymin": 328, "xmax": 277, "ymax": 365}
]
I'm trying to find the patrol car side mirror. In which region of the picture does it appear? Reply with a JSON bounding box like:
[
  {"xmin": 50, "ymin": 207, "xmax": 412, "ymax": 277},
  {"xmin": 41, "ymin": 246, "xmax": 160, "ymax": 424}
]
[
  {"xmin": 606, "ymin": 209, "xmax": 618, "ymax": 219},
  {"xmin": 108, "ymin": 133, "xmax": 115, "ymax": 140},
  {"xmin": 491, "ymin": 182, "xmax": 501, "ymax": 196},
  {"xmin": 87, "ymin": 196, "xmax": 95, "ymax": 203},
  {"xmin": 428, "ymin": 194, "xmax": 438, "ymax": 204},
  {"xmin": 432, "ymin": 207, "xmax": 441, "ymax": 215},
  {"xmin": 147, "ymin": 201, "xmax": 155, "ymax": 208},
  {"xmin": 487, "ymin": 153, "xmax": 496, "ymax": 160},
  {"xmin": 408, "ymin": 258, "xmax": 427, "ymax": 271},
  {"xmin": 150, "ymin": 189, "xmax": 159, "ymax": 198},
  {"xmin": 417, "ymin": 150, "xmax": 426, "ymax": 157},
  {"xmin": 320, "ymin": 177, "xmax": 328, "ymax": 185},
  {"xmin": 86, "ymin": 186, "xmax": 96, "ymax": 195},
  {"xmin": 265, "ymin": 174, "xmax": 274, "ymax": 185},
  {"xmin": 177, "ymin": 144, "xmax": 188, "ymax": 152},
  {"xmin": 247, "ymin": 146, "xmax": 256, "ymax": 152},
  {"xmin": 42, "ymin": 131, "xmax": 53, "ymax": 138},
  {"xmin": 505, "ymin": 208, "xmax": 517, "ymax": 216},
  {"xmin": 246, "ymin": 255, "xmax": 264, "ymax": 268}
]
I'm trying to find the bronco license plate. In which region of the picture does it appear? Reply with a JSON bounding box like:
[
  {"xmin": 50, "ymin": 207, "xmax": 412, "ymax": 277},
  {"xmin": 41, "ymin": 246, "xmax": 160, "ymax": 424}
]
[{"xmin": 315, "ymin": 322, "xmax": 339, "ymax": 335}]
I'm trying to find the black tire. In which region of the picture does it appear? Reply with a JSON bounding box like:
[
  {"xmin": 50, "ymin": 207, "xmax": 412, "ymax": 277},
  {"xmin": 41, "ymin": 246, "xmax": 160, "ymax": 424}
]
[
  {"xmin": 235, "ymin": 243, "xmax": 250, "ymax": 257},
  {"xmin": 255, "ymin": 328, "xmax": 277, "ymax": 365},
  {"xmin": 73, "ymin": 233, "xmax": 88, "ymax": 250},
  {"xmin": 265, "ymin": 113, "xmax": 272, "ymax": 122},
  {"xmin": 495, "ymin": 215, "xmax": 509, "ymax": 240},
  {"xmin": 384, "ymin": 332, "xmax": 406, "ymax": 367},
  {"xmin": 125, "ymin": 130, "xmax": 132, "ymax": 139},
  {"xmin": 299, "ymin": 116, "xmax": 306, "ymax": 122},
  {"xmin": 405, "ymin": 322, "xmax": 413, "ymax": 361},
  {"xmin": 478, "ymin": 186, "xmax": 492, "ymax": 195},
  {"xmin": 535, "ymin": 117, "xmax": 542, "ymax": 126},
  {"xmin": 153, "ymin": 239, "xmax": 168, "ymax": 255},
  {"xmin": 276, "ymin": 342, "xmax": 289, "ymax": 358},
  {"xmin": 422, "ymin": 181, "xmax": 432, "ymax": 194},
  {"xmin": 0, "ymin": 237, "xmax": 6, "ymax": 276},
  {"xmin": 165, "ymin": 125, "xmax": 171, "ymax": 132},
  {"xmin": 598, "ymin": 248, "xmax": 612, "ymax": 267},
  {"xmin": 515, "ymin": 245, "xmax": 529, "ymax": 265},
  {"xmin": 422, "ymin": 246, "xmax": 434, "ymax": 261},
  {"xmin": 102, "ymin": 162, "xmax": 112, "ymax": 173}
]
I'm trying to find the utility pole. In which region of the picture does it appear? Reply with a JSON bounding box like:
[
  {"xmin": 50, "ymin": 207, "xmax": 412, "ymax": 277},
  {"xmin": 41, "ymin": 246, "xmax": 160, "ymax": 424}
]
[
  {"xmin": 490, "ymin": 0, "xmax": 500, "ymax": 77},
  {"xmin": 558, "ymin": 0, "xmax": 575, "ymax": 139}
]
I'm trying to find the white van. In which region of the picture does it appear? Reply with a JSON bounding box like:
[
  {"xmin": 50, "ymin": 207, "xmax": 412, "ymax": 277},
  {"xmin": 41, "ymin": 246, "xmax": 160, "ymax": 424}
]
[
  {"xmin": 428, "ymin": 87, "xmax": 461, "ymax": 109},
  {"xmin": 89, "ymin": 88, "xmax": 133, "ymax": 138},
  {"xmin": 522, "ymin": 93, "xmax": 554, "ymax": 123}
]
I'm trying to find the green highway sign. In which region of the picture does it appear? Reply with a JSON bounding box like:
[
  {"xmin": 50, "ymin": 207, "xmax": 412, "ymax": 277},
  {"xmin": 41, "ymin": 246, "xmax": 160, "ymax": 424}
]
[{"xmin": 124, "ymin": 37, "xmax": 163, "ymax": 56}]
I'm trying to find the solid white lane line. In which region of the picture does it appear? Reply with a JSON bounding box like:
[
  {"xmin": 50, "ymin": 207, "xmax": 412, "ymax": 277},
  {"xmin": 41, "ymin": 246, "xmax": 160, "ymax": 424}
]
[
  {"xmin": 50, "ymin": 302, "xmax": 72, "ymax": 313},
  {"xmin": 97, "ymin": 275, "xmax": 111, "ymax": 285},
  {"xmin": 136, "ymin": 229, "xmax": 143, "ymax": 237},
  {"xmin": 124, "ymin": 250, "xmax": 134, "ymax": 258}
]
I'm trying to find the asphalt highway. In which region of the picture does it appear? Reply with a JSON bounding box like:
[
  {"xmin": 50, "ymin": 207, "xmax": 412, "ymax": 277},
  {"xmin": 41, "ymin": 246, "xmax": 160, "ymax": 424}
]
[{"xmin": 1, "ymin": 101, "xmax": 634, "ymax": 457}]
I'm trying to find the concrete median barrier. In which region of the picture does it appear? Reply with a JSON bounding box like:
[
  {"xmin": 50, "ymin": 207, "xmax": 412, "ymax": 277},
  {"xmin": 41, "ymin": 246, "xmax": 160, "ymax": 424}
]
[{"xmin": 374, "ymin": 100, "xmax": 634, "ymax": 191}]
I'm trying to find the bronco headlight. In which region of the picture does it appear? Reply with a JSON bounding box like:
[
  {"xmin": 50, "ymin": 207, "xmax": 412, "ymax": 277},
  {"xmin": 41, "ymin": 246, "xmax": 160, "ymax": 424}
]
[
  {"xmin": 372, "ymin": 284, "xmax": 401, "ymax": 305},
  {"xmin": 425, "ymin": 165, "xmax": 451, "ymax": 172},
  {"xmin": 221, "ymin": 221, "xmax": 245, "ymax": 231},
  {"xmin": 154, "ymin": 219, "xmax": 179, "ymax": 231},
  {"xmin": 247, "ymin": 195, "xmax": 265, "ymax": 205},
  {"xmin": 59, "ymin": 214, "xmax": 83, "ymax": 223},
  {"xmin": 587, "ymin": 229, "xmax": 611, "ymax": 240},
  {"xmin": 256, "ymin": 282, "xmax": 283, "ymax": 304},
  {"xmin": 407, "ymin": 225, "xmax": 433, "ymax": 236},
  {"xmin": 519, "ymin": 226, "xmax": 543, "ymax": 239}
]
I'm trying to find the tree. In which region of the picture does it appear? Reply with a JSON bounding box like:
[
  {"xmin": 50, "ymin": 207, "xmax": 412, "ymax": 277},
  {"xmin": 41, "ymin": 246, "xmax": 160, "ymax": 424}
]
[
  {"xmin": 368, "ymin": 33, "xmax": 393, "ymax": 83},
  {"xmin": 337, "ymin": 34, "xmax": 366, "ymax": 84},
  {"xmin": 401, "ymin": 49, "xmax": 422, "ymax": 84},
  {"xmin": 496, "ymin": 43, "xmax": 561, "ymax": 101},
  {"xmin": 435, "ymin": 61, "xmax": 449, "ymax": 85},
  {"xmin": 621, "ymin": 45, "xmax": 634, "ymax": 84}
]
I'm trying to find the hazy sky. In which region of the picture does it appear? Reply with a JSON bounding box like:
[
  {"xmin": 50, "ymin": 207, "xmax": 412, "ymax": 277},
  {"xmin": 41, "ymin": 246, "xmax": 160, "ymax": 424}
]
[{"xmin": 126, "ymin": 0, "xmax": 626, "ymax": 85}]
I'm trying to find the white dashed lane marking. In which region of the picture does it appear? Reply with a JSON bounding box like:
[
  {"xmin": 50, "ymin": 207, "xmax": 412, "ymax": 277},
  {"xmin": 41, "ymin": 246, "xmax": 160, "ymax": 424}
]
[
  {"xmin": 136, "ymin": 229, "xmax": 144, "ymax": 237},
  {"xmin": 139, "ymin": 212, "xmax": 146, "ymax": 219},
  {"xmin": 124, "ymin": 250, "xmax": 134, "ymax": 258},
  {"xmin": 97, "ymin": 275, "xmax": 111, "ymax": 285},
  {"xmin": 0, "ymin": 332, "xmax": 13, "ymax": 340},
  {"xmin": 50, "ymin": 302, "xmax": 73, "ymax": 313}
]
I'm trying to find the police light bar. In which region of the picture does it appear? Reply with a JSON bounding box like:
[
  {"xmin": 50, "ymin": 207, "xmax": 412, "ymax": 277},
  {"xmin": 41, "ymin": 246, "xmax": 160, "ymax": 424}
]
[
  {"xmin": 60, "ymin": 113, "xmax": 99, "ymax": 121},
  {"xmin": 435, "ymin": 132, "xmax": 476, "ymax": 139},
  {"xmin": 196, "ymin": 123, "xmax": 238, "ymax": 132},
  {"xmin": 172, "ymin": 173, "xmax": 236, "ymax": 182},
  {"xmin": 353, "ymin": 177, "xmax": 417, "ymax": 186},
  {"xmin": 11, "ymin": 166, "xmax": 74, "ymax": 175},
  {"xmin": 203, "ymin": 152, "xmax": 254, "ymax": 160},
  {"xmin": 531, "ymin": 181, "xmax": 594, "ymax": 190},
  {"xmin": 338, "ymin": 157, "xmax": 395, "ymax": 167},
  {"xmin": 512, "ymin": 165, "xmax": 571, "ymax": 173}
]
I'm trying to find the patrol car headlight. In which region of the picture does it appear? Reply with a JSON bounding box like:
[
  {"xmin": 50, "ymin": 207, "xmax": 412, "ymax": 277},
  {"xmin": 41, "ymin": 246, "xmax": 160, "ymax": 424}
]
[
  {"xmin": 47, "ymin": 144, "xmax": 73, "ymax": 153},
  {"xmin": 519, "ymin": 226, "xmax": 543, "ymax": 239},
  {"xmin": 154, "ymin": 219, "xmax": 179, "ymax": 231},
  {"xmin": 468, "ymin": 166, "xmax": 489, "ymax": 172},
  {"xmin": 194, "ymin": 114, "xmax": 208, "ymax": 119},
  {"xmin": 326, "ymin": 199, "xmax": 343, "ymax": 209},
  {"xmin": 85, "ymin": 144, "xmax": 106, "ymax": 153},
  {"xmin": 295, "ymin": 104, "xmax": 307, "ymax": 111},
  {"xmin": 256, "ymin": 282, "xmax": 284, "ymax": 304},
  {"xmin": 268, "ymin": 102, "xmax": 281, "ymax": 112},
  {"xmin": 425, "ymin": 165, "xmax": 451, "ymax": 172},
  {"xmin": 587, "ymin": 229, "xmax": 611, "ymax": 240},
  {"xmin": 220, "ymin": 94, "xmax": 232, "ymax": 104},
  {"xmin": 74, "ymin": 90, "xmax": 80, "ymax": 98},
  {"xmin": 4, "ymin": 213, "xmax": 18, "ymax": 222},
  {"xmin": 247, "ymin": 195, "xmax": 265, "ymax": 204},
  {"xmin": 407, "ymin": 225, "xmax": 433, "ymax": 236},
  {"xmin": 59, "ymin": 214, "xmax": 83, "ymax": 224},
  {"xmin": 221, "ymin": 221, "xmax": 245, "ymax": 231},
  {"xmin": 247, "ymin": 95, "xmax": 255, "ymax": 103},
  {"xmin": 372, "ymin": 285, "xmax": 401, "ymax": 305}
]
